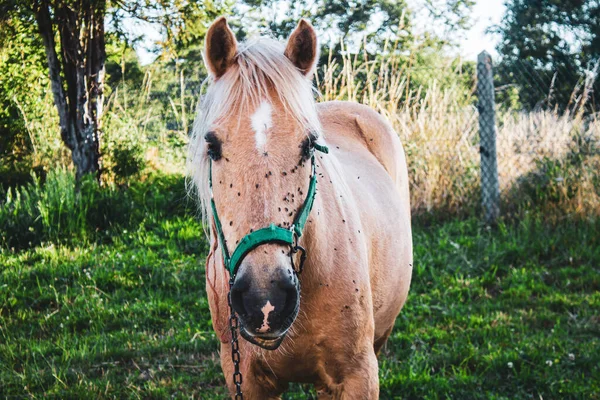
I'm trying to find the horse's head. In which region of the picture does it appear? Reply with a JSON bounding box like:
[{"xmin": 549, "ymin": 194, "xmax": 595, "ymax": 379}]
[{"xmin": 189, "ymin": 17, "xmax": 322, "ymax": 350}]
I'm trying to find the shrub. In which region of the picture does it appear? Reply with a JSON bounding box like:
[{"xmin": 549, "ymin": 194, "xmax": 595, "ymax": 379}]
[
  {"xmin": 0, "ymin": 166, "xmax": 191, "ymax": 250},
  {"xmin": 109, "ymin": 139, "xmax": 146, "ymax": 182}
]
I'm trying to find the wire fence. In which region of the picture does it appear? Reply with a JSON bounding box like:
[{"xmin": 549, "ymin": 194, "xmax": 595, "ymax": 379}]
[
  {"xmin": 104, "ymin": 52, "xmax": 599, "ymax": 221},
  {"xmin": 477, "ymin": 51, "xmax": 599, "ymax": 222}
]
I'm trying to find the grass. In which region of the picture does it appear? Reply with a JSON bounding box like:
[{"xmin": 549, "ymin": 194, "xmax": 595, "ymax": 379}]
[{"xmin": 1, "ymin": 175, "xmax": 599, "ymax": 399}]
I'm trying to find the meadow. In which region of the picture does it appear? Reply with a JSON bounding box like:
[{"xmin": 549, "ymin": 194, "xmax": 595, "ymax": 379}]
[{"xmin": 1, "ymin": 170, "xmax": 599, "ymax": 399}]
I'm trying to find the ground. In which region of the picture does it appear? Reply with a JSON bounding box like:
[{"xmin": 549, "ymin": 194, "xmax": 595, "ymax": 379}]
[{"xmin": 1, "ymin": 176, "xmax": 599, "ymax": 399}]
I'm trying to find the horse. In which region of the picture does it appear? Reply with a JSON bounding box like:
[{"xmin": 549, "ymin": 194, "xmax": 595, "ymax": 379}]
[{"xmin": 188, "ymin": 17, "xmax": 413, "ymax": 399}]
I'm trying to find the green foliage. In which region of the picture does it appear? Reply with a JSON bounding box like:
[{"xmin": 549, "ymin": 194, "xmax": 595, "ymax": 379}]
[
  {"xmin": 110, "ymin": 141, "xmax": 146, "ymax": 182},
  {"xmin": 423, "ymin": 0, "xmax": 475, "ymax": 33},
  {"xmin": 102, "ymin": 97, "xmax": 148, "ymax": 184},
  {"xmin": 240, "ymin": 0, "xmax": 411, "ymax": 43},
  {"xmin": 495, "ymin": 0, "xmax": 600, "ymax": 112},
  {"xmin": 100, "ymin": 67, "xmax": 189, "ymax": 180},
  {"xmin": 506, "ymin": 133, "xmax": 600, "ymax": 214},
  {"xmin": 0, "ymin": 15, "xmax": 63, "ymax": 187},
  {"xmin": 1, "ymin": 168, "xmax": 87, "ymax": 247},
  {"xmin": 497, "ymin": 0, "xmax": 599, "ymax": 67},
  {"xmin": 110, "ymin": 0, "xmax": 231, "ymax": 67},
  {"xmin": 238, "ymin": 0, "xmax": 475, "ymax": 65},
  {"xmin": 0, "ymin": 16, "xmax": 47, "ymax": 139},
  {"xmin": 104, "ymin": 37, "xmax": 145, "ymax": 91},
  {"xmin": 0, "ymin": 167, "xmax": 192, "ymax": 250},
  {"xmin": 101, "ymin": 38, "xmax": 152, "ymax": 182}
]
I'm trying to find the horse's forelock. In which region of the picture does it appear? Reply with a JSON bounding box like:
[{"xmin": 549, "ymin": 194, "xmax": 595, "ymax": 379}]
[{"xmin": 187, "ymin": 36, "xmax": 322, "ymax": 235}]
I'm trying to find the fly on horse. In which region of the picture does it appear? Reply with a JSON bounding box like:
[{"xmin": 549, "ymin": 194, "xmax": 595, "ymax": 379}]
[{"xmin": 189, "ymin": 17, "xmax": 413, "ymax": 399}]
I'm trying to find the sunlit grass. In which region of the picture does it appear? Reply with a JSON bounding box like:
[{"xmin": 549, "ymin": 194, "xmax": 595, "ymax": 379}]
[{"xmin": 1, "ymin": 174, "xmax": 598, "ymax": 397}]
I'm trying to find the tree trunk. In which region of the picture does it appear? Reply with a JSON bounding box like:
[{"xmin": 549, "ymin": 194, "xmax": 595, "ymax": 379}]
[
  {"xmin": 34, "ymin": 0, "xmax": 73, "ymax": 150},
  {"xmin": 34, "ymin": 0, "xmax": 106, "ymax": 182}
]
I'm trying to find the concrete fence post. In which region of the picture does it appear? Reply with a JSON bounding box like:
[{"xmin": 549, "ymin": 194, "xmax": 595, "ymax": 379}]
[{"xmin": 477, "ymin": 51, "xmax": 500, "ymax": 223}]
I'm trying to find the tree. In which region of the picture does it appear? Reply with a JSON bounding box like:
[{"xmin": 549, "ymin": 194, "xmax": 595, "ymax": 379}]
[
  {"xmin": 107, "ymin": 1, "xmax": 231, "ymax": 133},
  {"xmin": 239, "ymin": 0, "xmax": 411, "ymax": 46},
  {"xmin": 494, "ymin": 0, "xmax": 600, "ymax": 111},
  {"xmin": 497, "ymin": 0, "xmax": 599, "ymax": 68},
  {"xmin": 27, "ymin": 0, "xmax": 107, "ymax": 181}
]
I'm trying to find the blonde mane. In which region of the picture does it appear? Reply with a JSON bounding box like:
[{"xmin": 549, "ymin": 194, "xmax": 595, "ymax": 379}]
[{"xmin": 187, "ymin": 36, "xmax": 322, "ymax": 233}]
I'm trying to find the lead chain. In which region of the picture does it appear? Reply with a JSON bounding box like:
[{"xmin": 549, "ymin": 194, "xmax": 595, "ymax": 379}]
[{"xmin": 228, "ymin": 280, "xmax": 243, "ymax": 399}]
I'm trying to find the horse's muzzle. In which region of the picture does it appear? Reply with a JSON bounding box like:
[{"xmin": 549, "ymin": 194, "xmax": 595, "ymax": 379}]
[{"xmin": 229, "ymin": 266, "xmax": 300, "ymax": 350}]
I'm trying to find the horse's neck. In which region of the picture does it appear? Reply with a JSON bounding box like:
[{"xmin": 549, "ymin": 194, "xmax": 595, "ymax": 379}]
[{"xmin": 299, "ymin": 154, "xmax": 355, "ymax": 282}]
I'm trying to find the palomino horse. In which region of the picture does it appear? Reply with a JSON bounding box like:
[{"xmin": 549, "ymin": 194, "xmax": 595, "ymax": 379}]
[{"xmin": 189, "ymin": 17, "xmax": 413, "ymax": 399}]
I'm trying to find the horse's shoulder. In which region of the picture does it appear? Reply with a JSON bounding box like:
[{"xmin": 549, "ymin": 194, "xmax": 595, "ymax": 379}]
[{"xmin": 317, "ymin": 101, "xmax": 405, "ymax": 179}]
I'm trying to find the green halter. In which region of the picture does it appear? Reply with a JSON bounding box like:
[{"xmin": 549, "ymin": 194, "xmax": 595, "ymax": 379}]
[{"xmin": 210, "ymin": 143, "xmax": 329, "ymax": 277}]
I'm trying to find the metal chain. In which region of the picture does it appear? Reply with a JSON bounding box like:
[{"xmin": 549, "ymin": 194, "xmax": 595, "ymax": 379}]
[{"xmin": 227, "ymin": 279, "xmax": 243, "ymax": 399}]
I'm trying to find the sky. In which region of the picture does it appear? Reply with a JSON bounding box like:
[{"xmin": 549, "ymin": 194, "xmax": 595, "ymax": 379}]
[
  {"xmin": 130, "ymin": 0, "xmax": 507, "ymax": 65},
  {"xmin": 406, "ymin": 0, "xmax": 506, "ymax": 60},
  {"xmin": 457, "ymin": 0, "xmax": 506, "ymax": 60}
]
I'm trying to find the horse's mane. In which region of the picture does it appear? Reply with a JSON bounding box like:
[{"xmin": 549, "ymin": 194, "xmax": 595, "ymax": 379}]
[{"xmin": 187, "ymin": 36, "xmax": 322, "ymax": 234}]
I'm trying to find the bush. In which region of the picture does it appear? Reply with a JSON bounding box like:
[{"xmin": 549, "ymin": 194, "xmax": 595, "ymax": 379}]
[
  {"xmin": 506, "ymin": 142, "xmax": 600, "ymax": 217},
  {"xmin": 109, "ymin": 139, "xmax": 146, "ymax": 182},
  {"xmin": 499, "ymin": 113, "xmax": 600, "ymax": 218},
  {"xmin": 0, "ymin": 167, "xmax": 92, "ymax": 248},
  {"xmin": 0, "ymin": 167, "xmax": 191, "ymax": 250}
]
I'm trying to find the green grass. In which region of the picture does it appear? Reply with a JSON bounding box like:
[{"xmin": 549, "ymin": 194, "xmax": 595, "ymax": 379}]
[{"xmin": 1, "ymin": 175, "xmax": 599, "ymax": 399}]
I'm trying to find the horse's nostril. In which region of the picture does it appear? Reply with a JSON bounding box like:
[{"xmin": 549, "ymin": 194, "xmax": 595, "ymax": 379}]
[
  {"xmin": 230, "ymin": 279, "xmax": 249, "ymax": 317},
  {"xmin": 280, "ymin": 283, "xmax": 299, "ymax": 320},
  {"xmin": 277, "ymin": 275, "xmax": 297, "ymax": 291},
  {"xmin": 231, "ymin": 273, "xmax": 250, "ymax": 292}
]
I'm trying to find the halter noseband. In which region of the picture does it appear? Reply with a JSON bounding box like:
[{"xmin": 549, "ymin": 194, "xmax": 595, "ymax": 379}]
[{"xmin": 209, "ymin": 143, "xmax": 329, "ymax": 278}]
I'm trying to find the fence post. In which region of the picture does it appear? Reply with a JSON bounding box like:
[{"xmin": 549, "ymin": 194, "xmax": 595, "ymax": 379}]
[{"xmin": 477, "ymin": 51, "xmax": 500, "ymax": 223}]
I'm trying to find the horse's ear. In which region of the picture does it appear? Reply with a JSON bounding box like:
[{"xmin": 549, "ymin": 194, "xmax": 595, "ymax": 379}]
[
  {"xmin": 284, "ymin": 19, "xmax": 318, "ymax": 77},
  {"xmin": 204, "ymin": 17, "xmax": 237, "ymax": 78}
]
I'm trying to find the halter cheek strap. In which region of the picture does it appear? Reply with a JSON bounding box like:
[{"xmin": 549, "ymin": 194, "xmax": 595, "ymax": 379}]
[{"xmin": 209, "ymin": 144, "xmax": 329, "ymax": 277}]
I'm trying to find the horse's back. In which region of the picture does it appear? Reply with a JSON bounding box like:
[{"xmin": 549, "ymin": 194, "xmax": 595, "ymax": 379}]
[
  {"xmin": 318, "ymin": 101, "xmax": 410, "ymax": 212},
  {"xmin": 317, "ymin": 100, "xmax": 413, "ymax": 347}
]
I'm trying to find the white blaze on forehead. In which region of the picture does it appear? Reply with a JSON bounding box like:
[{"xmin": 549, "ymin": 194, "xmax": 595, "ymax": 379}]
[
  {"xmin": 257, "ymin": 300, "xmax": 275, "ymax": 333},
  {"xmin": 251, "ymin": 100, "xmax": 273, "ymax": 152}
]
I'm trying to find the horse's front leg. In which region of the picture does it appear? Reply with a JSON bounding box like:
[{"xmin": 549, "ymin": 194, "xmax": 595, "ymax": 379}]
[
  {"xmin": 316, "ymin": 346, "xmax": 380, "ymax": 400},
  {"xmin": 339, "ymin": 349, "xmax": 379, "ymax": 399},
  {"xmin": 220, "ymin": 342, "xmax": 288, "ymax": 399}
]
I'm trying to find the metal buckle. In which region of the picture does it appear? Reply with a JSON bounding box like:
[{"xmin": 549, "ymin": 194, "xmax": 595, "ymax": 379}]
[{"xmin": 290, "ymin": 242, "xmax": 307, "ymax": 275}]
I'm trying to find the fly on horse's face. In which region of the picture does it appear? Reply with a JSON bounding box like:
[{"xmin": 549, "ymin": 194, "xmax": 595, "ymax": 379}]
[{"xmin": 197, "ymin": 18, "xmax": 321, "ymax": 350}]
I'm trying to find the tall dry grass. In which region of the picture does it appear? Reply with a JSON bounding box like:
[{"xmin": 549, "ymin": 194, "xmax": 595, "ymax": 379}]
[
  {"xmin": 101, "ymin": 70, "xmax": 191, "ymax": 182},
  {"xmin": 12, "ymin": 89, "xmax": 71, "ymax": 170},
  {"xmin": 317, "ymin": 43, "xmax": 600, "ymax": 217},
  {"xmin": 13, "ymin": 39, "xmax": 597, "ymax": 218},
  {"xmin": 497, "ymin": 111, "xmax": 599, "ymax": 216}
]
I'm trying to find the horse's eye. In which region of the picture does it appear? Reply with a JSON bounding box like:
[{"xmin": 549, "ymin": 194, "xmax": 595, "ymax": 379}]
[
  {"xmin": 300, "ymin": 137, "xmax": 315, "ymax": 161},
  {"xmin": 205, "ymin": 131, "xmax": 222, "ymax": 161},
  {"xmin": 300, "ymin": 132, "xmax": 319, "ymax": 161}
]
